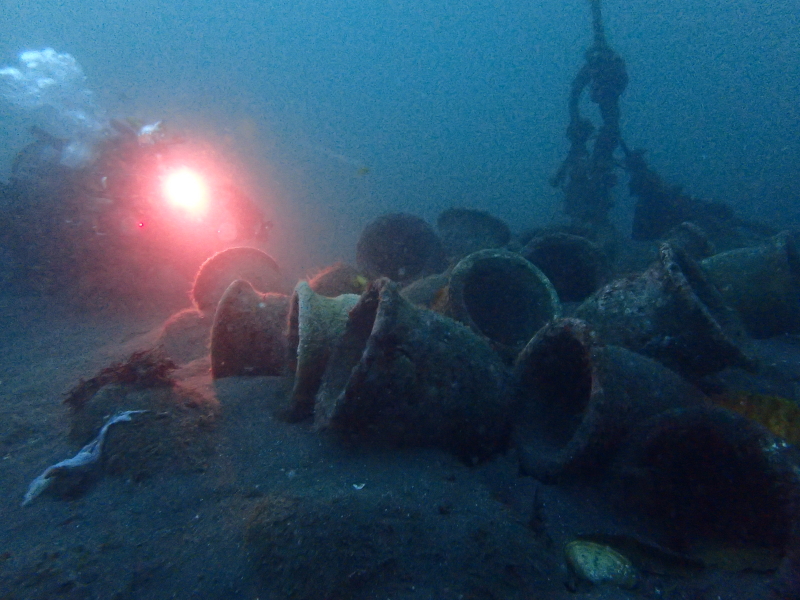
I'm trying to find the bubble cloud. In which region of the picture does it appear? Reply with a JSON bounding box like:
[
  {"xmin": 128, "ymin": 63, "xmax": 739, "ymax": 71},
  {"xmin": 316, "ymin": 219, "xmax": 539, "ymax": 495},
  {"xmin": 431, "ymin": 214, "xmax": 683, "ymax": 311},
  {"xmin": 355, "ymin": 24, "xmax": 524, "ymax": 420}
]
[{"xmin": 0, "ymin": 48, "xmax": 110, "ymax": 167}]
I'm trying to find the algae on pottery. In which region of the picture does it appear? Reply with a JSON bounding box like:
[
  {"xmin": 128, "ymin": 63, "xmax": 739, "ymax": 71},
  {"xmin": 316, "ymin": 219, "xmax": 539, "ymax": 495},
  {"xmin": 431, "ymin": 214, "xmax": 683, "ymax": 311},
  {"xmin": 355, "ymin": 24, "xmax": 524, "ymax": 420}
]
[
  {"xmin": 445, "ymin": 248, "xmax": 561, "ymax": 361},
  {"xmin": 192, "ymin": 247, "xmax": 285, "ymax": 313},
  {"xmin": 210, "ymin": 279, "xmax": 290, "ymax": 378},
  {"xmin": 576, "ymin": 243, "xmax": 752, "ymax": 378},
  {"xmin": 284, "ymin": 281, "xmax": 360, "ymax": 421},
  {"xmin": 701, "ymin": 231, "xmax": 800, "ymax": 338},
  {"xmin": 315, "ymin": 278, "xmax": 512, "ymax": 461}
]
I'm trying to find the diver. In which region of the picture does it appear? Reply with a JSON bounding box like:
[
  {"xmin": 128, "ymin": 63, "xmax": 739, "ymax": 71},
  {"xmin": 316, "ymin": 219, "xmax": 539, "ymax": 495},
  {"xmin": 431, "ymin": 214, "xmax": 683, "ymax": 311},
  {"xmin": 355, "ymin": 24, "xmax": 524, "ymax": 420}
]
[
  {"xmin": 0, "ymin": 47, "xmax": 275, "ymax": 304},
  {"xmin": 551, "ymin": 0, "xmax": 628, "ymax": 230},
  {"xmin": 622, "ymin": 142, "xmax": 774, "ymax": 244}
]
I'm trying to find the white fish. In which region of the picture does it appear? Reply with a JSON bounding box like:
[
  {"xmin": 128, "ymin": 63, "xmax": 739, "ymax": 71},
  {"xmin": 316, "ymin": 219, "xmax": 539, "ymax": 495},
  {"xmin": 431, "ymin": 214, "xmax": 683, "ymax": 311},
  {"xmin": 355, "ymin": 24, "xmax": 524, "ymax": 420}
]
[{"xmin": 22, "ymin": 410, "xmax": 148, "ymax": 506}]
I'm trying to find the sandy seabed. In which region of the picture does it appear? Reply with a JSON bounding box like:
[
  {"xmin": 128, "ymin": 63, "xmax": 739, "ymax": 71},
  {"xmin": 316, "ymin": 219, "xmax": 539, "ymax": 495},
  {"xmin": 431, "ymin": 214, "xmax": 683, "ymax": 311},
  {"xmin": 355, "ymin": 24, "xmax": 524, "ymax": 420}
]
[{"xmin": 0, "ymin": 292, "xmax": 790, "ymax": 600}]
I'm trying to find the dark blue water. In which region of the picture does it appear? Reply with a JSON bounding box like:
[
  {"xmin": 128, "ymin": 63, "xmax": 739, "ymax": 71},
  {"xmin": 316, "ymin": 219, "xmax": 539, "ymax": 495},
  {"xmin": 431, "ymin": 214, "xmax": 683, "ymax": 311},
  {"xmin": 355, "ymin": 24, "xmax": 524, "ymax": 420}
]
[{"xmin": 1, "ymin": 0, "xmax": 797, "ymax": 277}]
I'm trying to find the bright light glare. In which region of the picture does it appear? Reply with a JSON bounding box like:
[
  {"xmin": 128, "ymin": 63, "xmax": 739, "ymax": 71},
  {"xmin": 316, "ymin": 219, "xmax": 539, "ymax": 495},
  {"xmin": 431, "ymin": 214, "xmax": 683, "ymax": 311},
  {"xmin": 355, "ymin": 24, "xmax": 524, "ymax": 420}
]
[{"xmin": 162, "ymin": 168, "xmax": 210, "ymax": 217}]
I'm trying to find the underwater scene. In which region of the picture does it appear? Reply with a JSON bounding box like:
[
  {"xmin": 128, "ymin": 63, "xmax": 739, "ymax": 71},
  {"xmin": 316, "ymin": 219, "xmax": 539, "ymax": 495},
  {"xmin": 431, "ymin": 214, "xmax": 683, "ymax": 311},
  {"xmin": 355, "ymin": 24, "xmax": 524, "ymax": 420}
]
[{"xmin": 1, "ymin": 0, "xmax": 799, "ymax": 598}]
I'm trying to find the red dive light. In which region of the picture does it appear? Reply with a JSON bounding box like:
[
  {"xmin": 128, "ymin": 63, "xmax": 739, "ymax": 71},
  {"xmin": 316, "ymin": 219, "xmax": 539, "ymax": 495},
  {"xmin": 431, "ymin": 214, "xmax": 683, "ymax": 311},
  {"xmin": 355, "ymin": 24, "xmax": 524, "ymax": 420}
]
[
  {"xmin": 161, "ymin": 167, "xmax": 210, "ymax": 218},
  {"xmin": 98, "ymin": 131, "xmax": 271, "ymax": 254}
]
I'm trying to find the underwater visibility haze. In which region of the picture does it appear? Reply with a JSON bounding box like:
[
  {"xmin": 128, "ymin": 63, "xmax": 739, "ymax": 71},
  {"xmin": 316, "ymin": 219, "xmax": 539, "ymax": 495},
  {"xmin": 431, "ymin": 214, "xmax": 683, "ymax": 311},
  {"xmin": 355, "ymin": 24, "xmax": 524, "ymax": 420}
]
[
  {"xmin": 0, "ymin": 0, "xmax": 797, "ymax": 275},
  {"xmin": 1, "ymin": 0, "xmax": 800, "ymax": 599}
]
